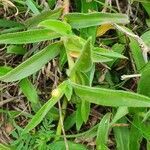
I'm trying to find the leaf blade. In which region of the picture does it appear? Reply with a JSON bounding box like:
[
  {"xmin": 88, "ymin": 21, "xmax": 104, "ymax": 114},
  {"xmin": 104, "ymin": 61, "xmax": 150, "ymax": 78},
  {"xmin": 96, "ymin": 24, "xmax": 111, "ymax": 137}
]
[
  {"xmin": 0, "ymin": 29, "xmax": 61, "ymax": 44},
  {"xmin": 65, "ymin": 12, "xmax": 129, "ymax": 29},
  {"xmin": 0, "ymin": 42, "xmax": 62, "ymax": 82},
  {"xmin": 72, "ymin": 83, "xmax": 150, "ymax": 107}
]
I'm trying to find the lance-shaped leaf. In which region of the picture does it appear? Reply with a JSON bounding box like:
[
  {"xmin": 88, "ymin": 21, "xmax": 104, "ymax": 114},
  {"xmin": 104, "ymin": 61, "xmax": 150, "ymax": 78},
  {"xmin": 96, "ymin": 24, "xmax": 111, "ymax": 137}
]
[
  {"xmin": 0, "ymin": 19, "xmax": 24, "ymax": 28},
  {"xmin": 64, "ymin": 35, "xmax": 126, "ymax": 62},
  {"xmin": 64, "ymin": 12, "xmax": 129, "ymax": 29},
  {"xmin": 24, "ymin": 8, "xmax": 62, "ymax": 28},
  {"xmin": 93, "ymin": 47, "xmax": 127, "ymax": 59},
  {"xmin": 70, "ymin": 37, "xmax": 93, "ymax": 75},
  {"xmin": 0, "ymin": 66, "xmax": 12, "ymax": 76},
  {"xmin": 0, "ymin": 143, "xmax": 11, "ymax": 150},
  {"xmin": 96, "ymin": 113, "xmax": 111, "ymax": 150},
  {"xmin": 19, "ymin": 78, "xmax": 39, "ymax": 104},
  {"xmin": 38, "ymin": 19, "xmax": 72, "ymax": 36},
  {"xmin": 138, "ymin": 62, "xmax": 150, "ymax": 97},
  {"xmin": 129, "ymin": 38, "xmax": 145, "ymax": 71},
  {"xmin": 0, "ymin": 42, "xmax": 62, "ymax": 82},
  {"xmin": 111, "ymin": 107, "xmax": 128, "ymax": 125},
  {"xmin": 23, "ymin": 81, "xmax": 67, "ymax": 134},
  {"xmin": 72, "ymin": 83, "xmax": 150, "ymax": 107},
  {"xmin": 7, "ymin": 45, "xmax": 27, "ymax": 55},
  {"xmin": 113, "ymin": 117, "xmax": 130, "ymax": 150},
  {"xmin": 141, "ymin": 30, "xmax": 150, "ymax": 47},
  {"xmin": 0, "ymin": 29, "xmax": 61, "ymax": 44},
  {"xmin": 26, "ymin": 0, "xmax": 40, "ymax": 15}
]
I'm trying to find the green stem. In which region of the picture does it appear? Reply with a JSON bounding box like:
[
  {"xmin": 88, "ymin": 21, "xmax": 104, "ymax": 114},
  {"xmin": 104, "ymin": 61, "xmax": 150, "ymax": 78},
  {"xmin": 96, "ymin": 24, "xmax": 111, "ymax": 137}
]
[{"xmin": 55, "ymin": 97, "xmax": 68, "ymax": 141}]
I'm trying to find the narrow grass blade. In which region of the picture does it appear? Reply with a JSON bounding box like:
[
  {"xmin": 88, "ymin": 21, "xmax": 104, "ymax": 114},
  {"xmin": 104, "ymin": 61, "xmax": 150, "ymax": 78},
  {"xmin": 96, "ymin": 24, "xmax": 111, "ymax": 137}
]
[
  {"xmin": 81, "ymin": 100, "xmax": 90, "ymax": 123},
  {"xmin": 111, "ymin": 107, "xmax": 128, "ymax": 125},
  {"xmin": 19, "ymin": 78, "xmax": 39, "ymax": 104},
  {"xmin": 26, "ymin": 0, "xmax": 40, "ymax": 15},
  {"xmin": 0, "ymin": 19, "xmax": 24, "ymax": 28},
  {"xmin": 96, "ymin": 113, "xmax": 111, "ymax": 150},
  {"xmin": 129, "ymin": 38, "xmax": 145, "ymax": 71},
  {"xmin": 113, "ymin": 118, "xmax": 130, "ymax": 150},
  {"xmin": 76, "ymin": 103, "xmax": 84, "ymax": 131},
  {"xmin": 129, "ymin": 116, "xmax": 142, "ymax": 150}
]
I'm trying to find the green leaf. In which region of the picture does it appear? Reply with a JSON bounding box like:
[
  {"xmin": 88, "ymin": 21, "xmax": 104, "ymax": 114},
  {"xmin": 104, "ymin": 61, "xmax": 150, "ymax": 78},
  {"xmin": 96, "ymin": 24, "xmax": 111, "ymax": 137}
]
[
  {"xmin": 72, "ymin": 83, "xmax": 150, "ymax": 107},
  {"xmin": 64, "ymin": 81, "xmax": 73, "ymax": 101},
  {"xmin": 0, "ymin": 26, "xmax": 25, "ymax": 34},
  {"xmin": 38, "ymin": 19, "xmax": 72, "ymax": 35},
  {"xmin": 64, "ymin": 112, "xmax": 76, "ymax": 130},
  {"xmin": 107, "ymin": 43, "xmax": 125, "ymax": 67},
  {"xmin": 0, "ymin": 29, "xmax": 61, "ymax": 44},
  {"xmin": 129, "ymin": 116, "xmax": 142, "ymax": 150},
  {"xmin": 64, "ymin": 35, "xmax": 126, "ymax": 63},
  {"xmin": 0, "ymin": 66, "xmax": 12, "ymax": 76},
  {"xmin": 23, "ymin": 81, "xmax": 67, "ymax": 134},
  {"xmin": 76, "ymin": 103, "xmax": 84, "ymax": 131},
  {"xmin": 142, "ymin": 2, "xmax": 150, "ymax": 16},
  {"xmin": 113, "ymin": 118, "xmax": 130, "ymax": 150},
  {"xmin": 0, "ymin": 144, "xmax": 11, "ymax": 150},
  {"xmin": 146, "ymin": 19, "xmax": 150, "ymax": 27},
  {"xmin": 19, "ymin": 78, "xmax": 39, "ymax": 104},
  {"xmin": 111, "ymin": 107, "xmax": 128, "ymax": 125},
  {"xmin": 91, "ymin": 53, "xmax": 113, "ymax": 62},
  {"xmin": 50, "ymin": 141, "xmax": 87, "ymax": 150},
  {"xmin": 24, "ymin": 8, "xmax": 62, "ymax": 28},
  {"xmin": 0, "ymin": 42, "xmax": 62, "ymax": 82},
  {"xmin": 81, "ymin": 100, "xmax": 90, "ymax": 123},
  {"xmin": 138, "ymin": 63, "xmax": 150, "ymax": 97},
  {"xmin": 141, "ymin": 30, "xmax": 150, "ymax": 47},
  {"xmin": 93, "ymin": 47, "xmax": 127, "ymax": 59},
  {"xmin": 129, "ymin": 38, "xmax": 145, "ymax": 71},
  {"xmin": 80, "ymin": 0, "xmax": 98, "ymax": 43},
  {"xmin": 64, "ymin": 12, "xmax": 129, "ymax": 29},
  {"xmin": 0, "ymin": 19, "xmax": 24, "ymax": 28},
  {"xmin": 70, "ymin": 37, "xmax": 93, "ymax": 76},
  {"xmin": 129, "ymin": 113, "xmax": 150, "ymax": 140},
  {"xmin": 26, "ymin": 0, "xmax": 40, "ymax": 15},
  {"xmin": 7, "ymin": 45, "xmax": 27, "ymax": 55},
  {"xmin": 96, "ymin": 113, "xmax": 111, "ymax": 150}
]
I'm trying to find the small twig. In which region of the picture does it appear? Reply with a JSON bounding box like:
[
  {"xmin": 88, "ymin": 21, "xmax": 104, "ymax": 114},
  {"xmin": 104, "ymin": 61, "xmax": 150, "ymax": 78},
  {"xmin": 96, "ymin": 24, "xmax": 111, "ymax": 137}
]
[
  {"xmin": 1, "ymin": 0, "xmax": 18, "ymax": 16},
  {"xmin": 63, "ymin": 0, "xmax": 69, "ymax": 15},
  {"xmin": 0, "ymin": 97, "xmax": 18, "ymax": 107},
  {"xmin": 115, "ymin": 0, "xmax": 121, "ymax": 13},
  {"xmin": 121, "ymin": 74, "xmax": 141, "ymax": 80},
  {"xmin": 102, "ymin": 0, "xmax": 112, "ymax": 12},
  {"xmin": 112, "ymin": 123, "xmax": 129, "ymax": 127}
]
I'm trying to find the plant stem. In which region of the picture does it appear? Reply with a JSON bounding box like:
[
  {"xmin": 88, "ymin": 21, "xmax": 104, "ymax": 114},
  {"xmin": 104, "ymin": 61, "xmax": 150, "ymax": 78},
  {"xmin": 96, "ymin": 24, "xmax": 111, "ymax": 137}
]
[{"xmin": 55, "ymin": 97, "xmax": 68, "ymax": 139}]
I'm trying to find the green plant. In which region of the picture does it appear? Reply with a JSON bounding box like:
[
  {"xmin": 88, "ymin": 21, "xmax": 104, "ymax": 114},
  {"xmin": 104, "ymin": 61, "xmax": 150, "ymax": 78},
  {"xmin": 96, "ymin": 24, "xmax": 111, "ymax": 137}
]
[{"xmin": 0, "ymin": 0, "xmax": 150, "ymax": 149}]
